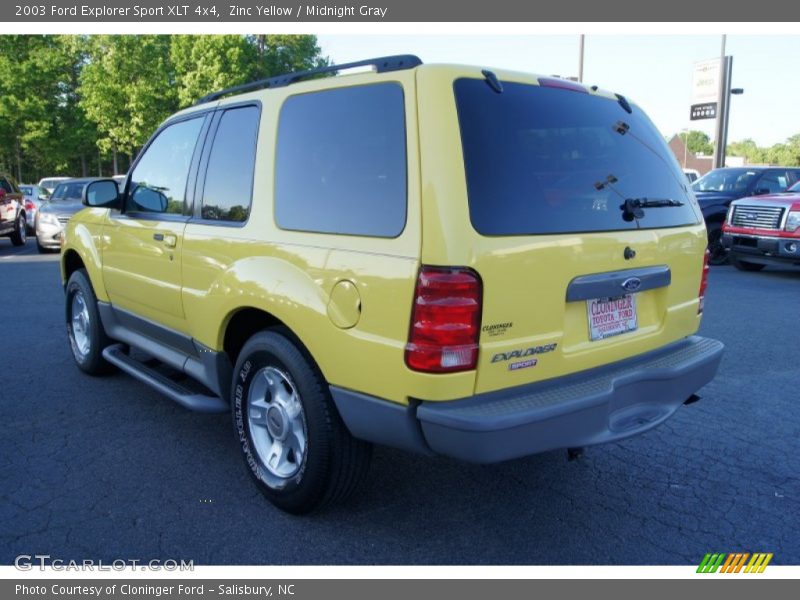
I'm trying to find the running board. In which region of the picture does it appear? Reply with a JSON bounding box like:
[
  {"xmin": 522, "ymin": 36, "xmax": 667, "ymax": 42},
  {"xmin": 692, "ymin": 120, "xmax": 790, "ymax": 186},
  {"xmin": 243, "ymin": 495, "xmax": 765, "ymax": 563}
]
[{"xmin": 102, "ymin": 344, "xmax": 228, "ymax": 413}]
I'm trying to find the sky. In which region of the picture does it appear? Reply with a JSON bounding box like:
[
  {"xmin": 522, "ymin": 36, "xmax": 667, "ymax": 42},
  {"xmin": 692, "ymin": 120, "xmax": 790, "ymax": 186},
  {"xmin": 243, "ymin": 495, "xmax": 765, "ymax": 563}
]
[{"xmin": 317, "ymin": 34, "xmax": 800, "ymax": 147}]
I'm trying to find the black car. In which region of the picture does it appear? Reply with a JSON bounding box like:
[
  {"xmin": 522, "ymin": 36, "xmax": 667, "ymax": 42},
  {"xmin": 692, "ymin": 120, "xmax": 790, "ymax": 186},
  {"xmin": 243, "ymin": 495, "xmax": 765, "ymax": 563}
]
[{"xmin": 693, "ymin": 166, "xmax": 800, "ymax": 264}]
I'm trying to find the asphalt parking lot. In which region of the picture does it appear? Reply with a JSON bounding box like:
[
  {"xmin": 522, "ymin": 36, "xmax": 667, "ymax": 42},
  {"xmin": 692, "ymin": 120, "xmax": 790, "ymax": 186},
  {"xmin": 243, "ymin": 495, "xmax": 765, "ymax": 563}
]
[{"xmin": 1, "ymin": 236, "xmax": 798, "ymax": 566}]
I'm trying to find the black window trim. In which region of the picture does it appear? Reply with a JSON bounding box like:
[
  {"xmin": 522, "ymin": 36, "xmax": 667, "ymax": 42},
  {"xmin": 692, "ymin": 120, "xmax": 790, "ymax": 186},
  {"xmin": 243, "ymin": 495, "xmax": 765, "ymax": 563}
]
[
  {"xmin": 190, "ymin": 99, "xmax": 262, "ymax": 228},
  {"xmin": 273, "ymin": 81, "xmax": 410, "ymax": 240},
  {"xmin": 119, "ymin": 108, "xmax": 213, "ymax": 220}
]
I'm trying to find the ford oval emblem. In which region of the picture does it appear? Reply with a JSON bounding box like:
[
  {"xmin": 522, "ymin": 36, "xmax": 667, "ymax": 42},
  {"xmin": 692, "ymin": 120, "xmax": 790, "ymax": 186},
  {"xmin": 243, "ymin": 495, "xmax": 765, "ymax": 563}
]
[{"xmin": 621, "ymin": 277, "xmax": 642, "ymax": 293}]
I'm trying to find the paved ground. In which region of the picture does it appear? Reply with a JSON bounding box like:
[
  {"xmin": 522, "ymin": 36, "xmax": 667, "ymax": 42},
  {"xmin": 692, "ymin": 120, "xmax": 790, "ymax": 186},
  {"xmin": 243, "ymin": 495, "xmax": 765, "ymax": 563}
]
[{"xmin": 1, "ymin": 237, "xmax": 798, "ymax": 565}]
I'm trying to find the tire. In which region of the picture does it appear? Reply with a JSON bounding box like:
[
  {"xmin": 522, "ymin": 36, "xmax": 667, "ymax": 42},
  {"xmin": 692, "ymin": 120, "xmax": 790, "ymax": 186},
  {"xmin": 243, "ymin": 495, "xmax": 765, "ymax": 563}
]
[
  {"xmin": 65, "ymin": 269, "xmax": 114, "ymax": 375},
  {"xmin": 10, "ymin": 213, "xmax": 26, "ymax": 246},
  {"xmin": 232, "ymin": 330, "xmax": 372, "ymax": 514},
  {"xmin": 730, "ymin": 255, "xmax": 766, "ymax": 272},
  {"xmin": 706, "ymin": 221, "xmax": 727, "ymax": 266}
]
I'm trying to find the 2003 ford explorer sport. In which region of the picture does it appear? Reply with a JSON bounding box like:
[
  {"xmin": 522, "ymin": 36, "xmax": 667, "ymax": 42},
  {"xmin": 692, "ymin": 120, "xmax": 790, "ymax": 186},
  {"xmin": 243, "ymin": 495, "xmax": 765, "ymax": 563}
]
[{"xmin": 60, "ymin": 56, "xmax": 724, "ymax": 514}]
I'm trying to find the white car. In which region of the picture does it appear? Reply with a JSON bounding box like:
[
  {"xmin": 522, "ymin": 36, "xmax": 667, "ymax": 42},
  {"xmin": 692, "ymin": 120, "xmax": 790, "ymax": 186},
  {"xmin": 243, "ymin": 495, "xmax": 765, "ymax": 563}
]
[
  {"xmin": 38, "ymin": 177, "xmax": 71, "ymax": 195},
  {"xmin": 683, "ymin": 168, "xmax": 701, "ymax": 183}
]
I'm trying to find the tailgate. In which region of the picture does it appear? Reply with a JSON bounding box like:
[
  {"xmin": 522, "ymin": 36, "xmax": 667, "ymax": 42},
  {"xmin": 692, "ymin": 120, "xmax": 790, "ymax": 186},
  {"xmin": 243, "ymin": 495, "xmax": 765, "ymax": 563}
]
[{"xmin": 473, "ymin": 226, "xmax": 706, "ymax": 394}]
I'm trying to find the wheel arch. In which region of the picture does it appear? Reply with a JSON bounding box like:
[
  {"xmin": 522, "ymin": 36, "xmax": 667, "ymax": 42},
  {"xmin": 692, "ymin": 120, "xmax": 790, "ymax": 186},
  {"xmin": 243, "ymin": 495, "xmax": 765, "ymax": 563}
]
[
  {"xmin": 60, "ymin": 222, "xmax": 108, "ymax": 301},
  {"xmin": 221, "ymin": 306, "xmax": 321, "ymax": 378}
]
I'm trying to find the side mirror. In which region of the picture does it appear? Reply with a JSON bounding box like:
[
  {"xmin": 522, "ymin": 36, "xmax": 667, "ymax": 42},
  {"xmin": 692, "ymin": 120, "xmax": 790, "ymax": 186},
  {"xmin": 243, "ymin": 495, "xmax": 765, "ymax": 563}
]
[
  {"xmin": 0, "ymin": 188, "xmax": 6, "ymax": 200},
  {"xmin": 83, "ymin": 179, "xmax": 121, "ymax": 209}
]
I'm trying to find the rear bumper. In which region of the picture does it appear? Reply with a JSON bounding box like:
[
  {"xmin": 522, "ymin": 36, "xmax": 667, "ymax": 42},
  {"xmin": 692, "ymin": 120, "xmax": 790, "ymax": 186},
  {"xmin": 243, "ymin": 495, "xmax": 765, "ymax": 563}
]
[
  {"xmin": 331, "ymin": 336, "xmax": 724, "ymax": 463},
  {"xmin": 722, "ymin": 232, "xmax": 800, "ymax": 265}
]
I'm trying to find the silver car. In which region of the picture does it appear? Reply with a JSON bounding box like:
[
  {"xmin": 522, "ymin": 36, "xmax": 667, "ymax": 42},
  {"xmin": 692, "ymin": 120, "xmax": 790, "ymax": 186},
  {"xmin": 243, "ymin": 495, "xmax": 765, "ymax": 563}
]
[
  {"xmin": 19, "ymin": 184, "xmax": 49, "ymax": 234},
  {"xmin": 36, "ymin": 179, "xmax": 103, "ymax": 253}
]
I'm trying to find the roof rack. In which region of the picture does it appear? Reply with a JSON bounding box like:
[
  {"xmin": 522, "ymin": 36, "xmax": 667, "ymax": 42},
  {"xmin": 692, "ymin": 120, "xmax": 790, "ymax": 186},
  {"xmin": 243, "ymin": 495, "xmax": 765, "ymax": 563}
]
[{"xmin": 195, "ymin": 54, "xmax": 423, "ymax": 105}]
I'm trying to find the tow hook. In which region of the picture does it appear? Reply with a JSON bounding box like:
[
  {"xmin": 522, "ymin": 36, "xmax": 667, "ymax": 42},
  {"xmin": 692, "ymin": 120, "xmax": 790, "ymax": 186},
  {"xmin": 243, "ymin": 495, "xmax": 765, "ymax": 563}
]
[{"xmin": 684, "ymin": 394, "xmax": 701, "ymax": 405}]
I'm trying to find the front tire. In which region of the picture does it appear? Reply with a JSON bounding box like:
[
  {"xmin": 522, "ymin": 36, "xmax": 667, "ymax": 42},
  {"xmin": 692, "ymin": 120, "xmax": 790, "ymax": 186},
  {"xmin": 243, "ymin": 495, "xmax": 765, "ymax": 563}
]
[
  {"xmin": 10, "ymin": 213, "xmax": 26, "ymax": 246},
  {"xmin": 65, "ymin": 269, "xmax": 114, "ymax": 374},
  {"xmin": 706, "ymin": 221, "xmax": 727, "ymax": 266},
  {"xmin": 232, "ymin": 330, "xmax": 372, "ymax": 514}
]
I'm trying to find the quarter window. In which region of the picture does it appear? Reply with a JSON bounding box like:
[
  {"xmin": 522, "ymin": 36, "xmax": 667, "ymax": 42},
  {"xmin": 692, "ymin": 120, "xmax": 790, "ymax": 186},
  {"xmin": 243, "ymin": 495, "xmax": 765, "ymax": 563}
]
[
  {"xmin": 275, "ymin": 83, "xmax": 407, "ymax": 237},
  {"xmin": 127, "ymin": 116, "xmax": 204, "ymax": 215},
  {"xmin": 200, "ymin": 105, "xmax": 260, "ymax": 222}
]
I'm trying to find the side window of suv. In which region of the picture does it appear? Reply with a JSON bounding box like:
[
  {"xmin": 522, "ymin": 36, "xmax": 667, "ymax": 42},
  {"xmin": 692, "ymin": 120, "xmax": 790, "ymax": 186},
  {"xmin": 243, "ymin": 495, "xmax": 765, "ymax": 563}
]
[
  {"xmin": 757, "ymin": 171, "xmax": 788, "ymax": 194},
  {"xmin": 0, "ymin": 178, "xmax": 12, "ymax": 194},
  {"xmin": 275, "ymin": 83, "xmax": 407, "ymax": 237},
  {"xmin": 200, "ymin": 105, "xmax": 260, "ymax": 222},
  {"xmin": 127, "ymin": 116, "xmax": 204, "ymax": 215}
]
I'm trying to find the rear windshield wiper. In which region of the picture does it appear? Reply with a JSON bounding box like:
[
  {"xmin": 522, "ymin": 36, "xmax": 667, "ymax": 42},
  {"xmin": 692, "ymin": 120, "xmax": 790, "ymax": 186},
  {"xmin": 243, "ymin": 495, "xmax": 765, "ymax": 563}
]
[{"xmin": 620, "ymin": 197, "xmax": 684, "ymax": 221}]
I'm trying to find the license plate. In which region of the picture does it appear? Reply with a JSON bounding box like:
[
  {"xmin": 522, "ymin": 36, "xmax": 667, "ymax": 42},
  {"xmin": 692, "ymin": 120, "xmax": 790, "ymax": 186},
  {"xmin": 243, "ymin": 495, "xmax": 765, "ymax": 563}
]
[{"xmin": 587, "ymin": 294, "xmax": 638, "ymax": 341}]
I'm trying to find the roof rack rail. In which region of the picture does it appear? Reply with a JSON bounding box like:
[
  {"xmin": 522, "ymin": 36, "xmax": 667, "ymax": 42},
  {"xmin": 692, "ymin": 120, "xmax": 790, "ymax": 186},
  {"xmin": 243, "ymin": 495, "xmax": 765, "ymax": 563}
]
[{"xmin": 195, "ymin": 54, "xmax": 423, "ymax": 105}]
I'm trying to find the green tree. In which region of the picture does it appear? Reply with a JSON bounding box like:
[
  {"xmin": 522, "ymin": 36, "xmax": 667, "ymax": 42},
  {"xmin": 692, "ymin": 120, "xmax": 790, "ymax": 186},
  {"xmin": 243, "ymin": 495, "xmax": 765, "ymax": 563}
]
[
  {"xmin": 0, "ymin": 35, "xmax": 84, "ymax": 181},
  {"xmin": 171, "ymin": 35, "xmax": 328, "ymax": 107},
  {"xmin": 679, "ymin": 130, "xmax": 713, "ymax": 155},
  {"xmin": 248, "ymin": 35, "xmax": 329, "ymax": 80},
  {"xmin": 726, "ymin": 138, "xmax": 765, "ymax": 164},
  {"xmin": 726, "ymin": 134, "xmax": 800, "ymax": 167},
  {"xmin": 79, "ymin": 35, "xmax": 177, "ymax": 169},
  {"xmin": 171, "ymin": 35, "xmax": 257, "ymax": 108}
]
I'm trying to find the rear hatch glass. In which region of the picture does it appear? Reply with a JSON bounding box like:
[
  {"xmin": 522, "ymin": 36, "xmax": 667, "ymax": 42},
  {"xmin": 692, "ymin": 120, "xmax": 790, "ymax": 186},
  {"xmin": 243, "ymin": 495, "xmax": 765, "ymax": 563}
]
[{"xmin": 454, "ymin": 78, "xmax": 698, "ymax": 235}]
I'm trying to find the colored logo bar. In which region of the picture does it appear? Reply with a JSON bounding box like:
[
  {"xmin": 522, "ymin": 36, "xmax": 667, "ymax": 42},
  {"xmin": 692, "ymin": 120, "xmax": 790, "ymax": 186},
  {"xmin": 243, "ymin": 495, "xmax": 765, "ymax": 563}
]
[{"xmin": 697, "ymin": 552, "xmax": 773, "ymax": 573}]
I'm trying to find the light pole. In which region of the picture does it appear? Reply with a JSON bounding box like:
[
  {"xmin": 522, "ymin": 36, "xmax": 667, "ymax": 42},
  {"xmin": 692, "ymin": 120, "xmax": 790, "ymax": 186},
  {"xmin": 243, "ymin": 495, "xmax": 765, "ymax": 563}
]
[
  {"xmin": 680, "ymin": 128, "xmax": 689, "ymax": 168},
  {"xmin": 578, "ymin": 35, "xmax": 585, "ymax": 82}
]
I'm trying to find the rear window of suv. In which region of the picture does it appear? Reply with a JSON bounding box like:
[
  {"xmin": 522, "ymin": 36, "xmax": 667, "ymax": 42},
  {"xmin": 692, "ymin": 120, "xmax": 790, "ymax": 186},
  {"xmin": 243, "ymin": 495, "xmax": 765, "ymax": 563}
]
[{"xmin": 454, "ymin": 78, "xmax": 699, "ymax": 236}]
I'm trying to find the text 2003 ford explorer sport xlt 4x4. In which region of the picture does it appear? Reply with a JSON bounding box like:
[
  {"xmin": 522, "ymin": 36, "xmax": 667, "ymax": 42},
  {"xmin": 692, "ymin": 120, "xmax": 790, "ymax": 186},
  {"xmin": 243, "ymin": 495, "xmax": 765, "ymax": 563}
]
[{"xmin": 61, "ymin": 56, "xmax": 724, "ymax": 514}]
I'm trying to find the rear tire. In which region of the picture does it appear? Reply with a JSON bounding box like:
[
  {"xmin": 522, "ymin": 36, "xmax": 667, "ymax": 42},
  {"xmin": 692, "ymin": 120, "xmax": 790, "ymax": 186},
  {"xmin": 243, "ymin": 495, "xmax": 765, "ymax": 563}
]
[
  {"xmin": 65, "ymin": 269, "xmax": 114, "ymax": 375},
  {"xmin": 231, "ymin": 330, "xmax": 372, "ymax": 514},
  {"xmin": 731, "ymin": 255, "xmax": 766, "ymax": 272},
  {"xmin": 10, "ymin": 214, "xmax": 26, "ymax": 246}
]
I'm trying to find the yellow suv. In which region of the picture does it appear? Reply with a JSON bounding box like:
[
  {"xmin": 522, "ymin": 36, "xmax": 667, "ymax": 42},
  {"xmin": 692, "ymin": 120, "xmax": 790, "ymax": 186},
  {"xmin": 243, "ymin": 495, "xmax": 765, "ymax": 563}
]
[{"xmin": 61, "ymin": 56, "xmax": 724, "ymax": 513}]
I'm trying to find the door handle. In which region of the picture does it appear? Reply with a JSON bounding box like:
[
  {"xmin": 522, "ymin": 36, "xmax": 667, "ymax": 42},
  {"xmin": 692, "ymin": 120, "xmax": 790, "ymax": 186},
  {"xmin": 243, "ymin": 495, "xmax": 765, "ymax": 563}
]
[{"xmin": 153, "ymin": 232, "xmax": 177, "ymax": 248}]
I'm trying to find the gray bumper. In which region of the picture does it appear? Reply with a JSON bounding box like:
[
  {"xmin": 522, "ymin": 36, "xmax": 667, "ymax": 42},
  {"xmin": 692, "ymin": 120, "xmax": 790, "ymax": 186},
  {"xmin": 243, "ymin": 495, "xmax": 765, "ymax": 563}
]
[
  {"xmin": 722, "ymin": 232, "xmax": 800, "ymax": 264},
  {"xmin": 331, "ymin": 336, "xmax": 724, "ymax": 464}
]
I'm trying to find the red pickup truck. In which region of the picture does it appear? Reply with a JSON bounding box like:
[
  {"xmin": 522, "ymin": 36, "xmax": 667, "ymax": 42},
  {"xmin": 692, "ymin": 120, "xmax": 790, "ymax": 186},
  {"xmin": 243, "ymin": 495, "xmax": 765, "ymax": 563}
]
[{"xmin": 721, "ymin": 182, "xmax": 800, "ymax": 271}]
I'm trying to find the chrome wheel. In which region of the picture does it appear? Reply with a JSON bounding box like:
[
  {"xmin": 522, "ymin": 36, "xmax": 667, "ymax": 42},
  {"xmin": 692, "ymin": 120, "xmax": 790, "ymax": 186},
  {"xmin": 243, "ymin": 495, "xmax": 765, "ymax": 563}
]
[
  {"xmin": 69, "ymin": 290, "xmax": 91, "ymax": 360},
  {"xmin": 247, "ymin": 366, "xmax": 308, "ymax": 483}
]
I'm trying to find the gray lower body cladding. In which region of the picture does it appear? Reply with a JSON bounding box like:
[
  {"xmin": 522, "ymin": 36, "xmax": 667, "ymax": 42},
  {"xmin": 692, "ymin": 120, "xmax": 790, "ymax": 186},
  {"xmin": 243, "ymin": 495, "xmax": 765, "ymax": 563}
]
[{"xmin": 331, "ymin": 336, "xmax": 724, "ymax": 463}]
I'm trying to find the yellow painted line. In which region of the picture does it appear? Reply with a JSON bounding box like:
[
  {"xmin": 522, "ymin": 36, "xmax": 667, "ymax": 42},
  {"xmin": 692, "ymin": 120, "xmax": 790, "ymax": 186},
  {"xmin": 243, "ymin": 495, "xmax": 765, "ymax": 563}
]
[
  {"xmin": 744, "ymin": 553, "xmax": 759, "ymax": 573},
  {"xmin": 757, "ymin": 553, "xmax": 773, "ymax": 573}
]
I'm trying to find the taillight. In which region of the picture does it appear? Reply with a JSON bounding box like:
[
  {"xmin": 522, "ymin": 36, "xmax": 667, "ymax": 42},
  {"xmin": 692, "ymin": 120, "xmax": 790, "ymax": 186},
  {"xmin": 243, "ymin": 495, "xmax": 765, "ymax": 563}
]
[
  {"xmin": 698, "ymin": 249, "xmax": 710, "ymax": 314},
  {"xmin": 25, "ymin": 201, "xmax": 34, "ymax": 211},
  {"xmin": 405, "ymin": 266, "xmax": 482, "ymax": 373}
]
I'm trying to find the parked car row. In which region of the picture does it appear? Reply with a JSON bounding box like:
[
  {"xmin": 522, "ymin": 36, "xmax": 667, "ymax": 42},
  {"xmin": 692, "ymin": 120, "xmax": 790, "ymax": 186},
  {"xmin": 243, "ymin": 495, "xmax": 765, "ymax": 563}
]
[
  {"xmin": 692, "ymin": 166, "xmax": 800, "ymax": 265},
  {"xmin": 1, "ymin": 175, "xmax": 126, "ymax": 253}
]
